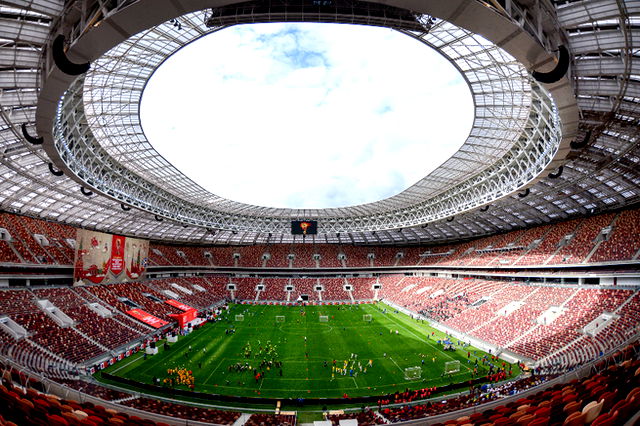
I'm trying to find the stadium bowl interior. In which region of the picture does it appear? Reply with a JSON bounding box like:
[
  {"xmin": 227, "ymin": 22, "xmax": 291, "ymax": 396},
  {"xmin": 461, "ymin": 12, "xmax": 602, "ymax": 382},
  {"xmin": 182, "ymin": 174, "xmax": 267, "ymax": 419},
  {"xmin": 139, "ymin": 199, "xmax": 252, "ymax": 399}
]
[{"xmin": 1, "ymin": 0, "xmax": 640, "ymax": 425}]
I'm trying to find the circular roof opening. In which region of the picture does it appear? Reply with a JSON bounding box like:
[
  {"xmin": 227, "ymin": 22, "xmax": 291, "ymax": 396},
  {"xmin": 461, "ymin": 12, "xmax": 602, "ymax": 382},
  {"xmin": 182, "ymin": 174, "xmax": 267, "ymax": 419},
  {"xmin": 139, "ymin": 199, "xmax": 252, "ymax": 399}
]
[{"xmin": 140, "ymin": 22, "xmax": 473, "ymax": 209}]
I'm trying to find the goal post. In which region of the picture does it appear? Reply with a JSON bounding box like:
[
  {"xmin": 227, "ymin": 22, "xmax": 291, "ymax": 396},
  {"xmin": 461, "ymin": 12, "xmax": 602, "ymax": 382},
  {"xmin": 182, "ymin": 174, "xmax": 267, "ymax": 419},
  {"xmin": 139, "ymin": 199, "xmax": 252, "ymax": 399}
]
[
  {"xmin": 363, "ymin": 314, "xmax": 372, "ymax": 322},
  {"xmin": 275, "ymin": 315, "xmax": 285, "ymax": 323},
  {"xmin": 235, "ymin": 314, "xmax": 244, "ymax": 322},
  {"xmin": 319, "ymin": 315, "xmax": 329, "ymax": 322},
  {"xmin": 444, "ymin": 360, "xmax": 460, "ymax": 374},
  {"xmin": 404, "ymin": 366, "xmax": 421, "ymax": 380}
]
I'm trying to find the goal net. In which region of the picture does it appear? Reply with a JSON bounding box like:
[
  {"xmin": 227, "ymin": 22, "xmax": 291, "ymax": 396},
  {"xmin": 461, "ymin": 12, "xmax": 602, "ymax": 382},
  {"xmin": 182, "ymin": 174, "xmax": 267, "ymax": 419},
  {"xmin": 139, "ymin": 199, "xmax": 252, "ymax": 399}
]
[
  {"xmin": 235, "ymin": 314, "xmax": 244, "ymax": 322},
  {"xmin": 404, "ymin": 366, "xmax": 421, "ymax": 380},
  {"xmin": 319, "ymin": 315, "xmax": 329, "ymax": 322},
  {"xmin": 444, "ymin": 360, "xmax": 460, "ymax": 374},
  {"xmin": 275, "ymin": 315, "xmax": 285, "ymax": 323},
  {"xmin": 363, "ymin": 314, "xmax": 372, "ymax": 322}
]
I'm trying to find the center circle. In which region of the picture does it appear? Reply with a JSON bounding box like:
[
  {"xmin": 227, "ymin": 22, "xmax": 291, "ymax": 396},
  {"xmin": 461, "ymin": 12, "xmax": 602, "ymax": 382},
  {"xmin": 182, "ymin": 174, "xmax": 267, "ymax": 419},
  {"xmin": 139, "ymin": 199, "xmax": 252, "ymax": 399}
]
[{"xmin": 140, "ymin": 23, "xmax": 473, "ymax": 209}]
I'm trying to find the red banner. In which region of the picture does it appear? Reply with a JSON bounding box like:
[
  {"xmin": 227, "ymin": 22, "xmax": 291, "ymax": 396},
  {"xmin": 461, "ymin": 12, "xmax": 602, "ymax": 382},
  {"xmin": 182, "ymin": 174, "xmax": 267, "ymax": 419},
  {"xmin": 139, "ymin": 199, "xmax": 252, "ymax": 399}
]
[
  {"xmin": 74, "ymin": 229, "xmax": 149, "ymax": 285},
  {"xmin": 126, "ymin": 309, "xmax": 169, "ymax": 328},
  {"xmin": 110, "ymin": 235, "xmax": 125, "ymax": 276},
  {"xmin": 165, "ymin": 299, "xmax": 195, "ymax": 312},
  {"xmin": 169, "ymin": 309, "xmax": 198, "ymax": 328}
]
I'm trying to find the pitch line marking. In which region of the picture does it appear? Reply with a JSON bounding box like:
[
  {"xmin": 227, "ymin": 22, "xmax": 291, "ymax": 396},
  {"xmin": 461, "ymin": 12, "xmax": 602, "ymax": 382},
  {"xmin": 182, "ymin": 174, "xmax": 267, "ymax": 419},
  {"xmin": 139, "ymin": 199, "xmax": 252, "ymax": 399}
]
[
  {"xmin": 382, "ymin": 310, "xmax": 458, "ymax": 362},
  {"xmin": 352, "ymin": 377, "xmax": 359, "ymax": 388},
  {"xmin": 204, "ymin": 357, "xmax": 227, "ymax": 385},
  {"xmin": 389, "ymin": 357, "xmax": 404, "ymax": 373},
  {"xmin": 111, "ymin": 355, "xmax": 143, "ymax": 373}
]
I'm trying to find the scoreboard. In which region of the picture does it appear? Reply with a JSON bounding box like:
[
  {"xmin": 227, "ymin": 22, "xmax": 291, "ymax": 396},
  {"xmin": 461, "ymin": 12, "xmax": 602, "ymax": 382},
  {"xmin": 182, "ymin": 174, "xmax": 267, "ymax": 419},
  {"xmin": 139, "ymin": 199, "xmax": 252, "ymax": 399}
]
[{"xmin": 291, "ymin": 220, "xmax": 318, "ymax": 235}]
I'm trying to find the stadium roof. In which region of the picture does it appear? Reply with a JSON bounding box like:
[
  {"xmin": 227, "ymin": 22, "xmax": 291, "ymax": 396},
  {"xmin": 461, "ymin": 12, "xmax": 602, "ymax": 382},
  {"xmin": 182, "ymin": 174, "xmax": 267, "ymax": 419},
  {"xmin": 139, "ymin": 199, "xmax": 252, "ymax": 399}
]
[{"xmin": 1, "ymin": 0, "xmax": 638, "ymax": 245}]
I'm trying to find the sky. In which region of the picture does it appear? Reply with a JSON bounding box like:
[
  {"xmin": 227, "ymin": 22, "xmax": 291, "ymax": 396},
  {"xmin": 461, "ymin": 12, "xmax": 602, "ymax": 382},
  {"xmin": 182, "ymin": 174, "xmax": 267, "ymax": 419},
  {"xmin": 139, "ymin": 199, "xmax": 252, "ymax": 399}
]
[{"xmin": 140, "ymin": 23, "xmax": 473, "ymax": 209}]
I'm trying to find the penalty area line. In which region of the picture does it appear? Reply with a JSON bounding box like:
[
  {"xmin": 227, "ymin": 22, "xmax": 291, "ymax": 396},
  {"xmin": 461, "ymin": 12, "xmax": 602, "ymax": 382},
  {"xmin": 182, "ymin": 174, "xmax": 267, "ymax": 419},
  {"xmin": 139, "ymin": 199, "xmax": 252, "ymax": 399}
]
[
  {"xmin": 389, "ymin": 357, "xmax": 404, "ymax": 374},
  {"xmin": 203, "ymin": 358, "xmax": 227, "ymax": 385}
]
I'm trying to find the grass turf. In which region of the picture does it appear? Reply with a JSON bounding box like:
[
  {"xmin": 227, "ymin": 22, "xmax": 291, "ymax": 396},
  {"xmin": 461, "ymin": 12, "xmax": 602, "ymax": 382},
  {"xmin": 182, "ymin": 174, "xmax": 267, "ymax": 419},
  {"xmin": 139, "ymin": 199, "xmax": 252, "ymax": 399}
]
[{"xmin": 98, "ymin": 303, "xmax": 519, "ymax": 400}]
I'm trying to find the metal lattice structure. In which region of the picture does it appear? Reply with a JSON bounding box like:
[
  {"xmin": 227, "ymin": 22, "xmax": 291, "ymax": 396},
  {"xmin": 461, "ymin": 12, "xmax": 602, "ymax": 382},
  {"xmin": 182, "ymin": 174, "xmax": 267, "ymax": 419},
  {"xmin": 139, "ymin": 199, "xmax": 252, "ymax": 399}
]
[{"xmin": 1, "ymin": 0, "xmax": 639, "ymax": 246}]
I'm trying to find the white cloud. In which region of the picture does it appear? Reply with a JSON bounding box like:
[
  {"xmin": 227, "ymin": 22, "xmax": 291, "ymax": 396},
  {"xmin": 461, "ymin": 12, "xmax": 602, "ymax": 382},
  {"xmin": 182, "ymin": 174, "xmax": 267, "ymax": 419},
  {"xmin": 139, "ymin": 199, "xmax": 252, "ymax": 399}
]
[{"xmin": 140, "ymin": 23, "xmax": 473, "ymax": 209}]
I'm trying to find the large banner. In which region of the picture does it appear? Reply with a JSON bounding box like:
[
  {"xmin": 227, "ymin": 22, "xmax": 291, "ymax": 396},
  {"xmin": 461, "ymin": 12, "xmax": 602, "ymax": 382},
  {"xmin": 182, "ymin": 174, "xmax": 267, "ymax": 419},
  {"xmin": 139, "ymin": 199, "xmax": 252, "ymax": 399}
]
[
  {"xmin": 165, "ymin": 299, "xmax": 196, "ymax": 312},
  {"xmin": 74, "ymin": 229, "xmax": 149, "ymax": 285},
  {"xmin": 126, "ymin": 309, "xmax": 169, "ymax": 328}
]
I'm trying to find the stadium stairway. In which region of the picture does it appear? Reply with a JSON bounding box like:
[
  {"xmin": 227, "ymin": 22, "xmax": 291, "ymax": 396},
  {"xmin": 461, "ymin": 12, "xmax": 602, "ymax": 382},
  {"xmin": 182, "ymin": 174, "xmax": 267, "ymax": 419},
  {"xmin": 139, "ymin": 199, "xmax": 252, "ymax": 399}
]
[
  {"xmin": 505, "ymin": 324, "xmax": 541, "ymax": 348},
  {"xmin": 584, "ymin": 239, "xmax": 605, "ymax": 263},
  {"xmin": 374, "ymin": 410, "xmax": 391, "ymax": 424},
  {"xmin": 255, "ymin": 280, "xmax": 263, "ymax": 301},
  {"xmin": 498, "ymin": 288, "xmax": 544, "ymax": 347},
  {"xmin": 112, "ymin": 314, "xmax": 153, "ymax": 334},
  {"xmin": 613, "ymin": 290, "xmax": 639, "ymax": 315},
  {"xmin": 111, "ymin": 395, "xmax": 139, "ymax": 404},
  {"xmin": 71, "ymin": 326, "xmax": 110, "ymax": 353},
  {"xmin": 6, "ymin": 241, "xmax": 25, "ymax": 263},
  {"xmin": 25, "ymin": 338, "xmax": 72, "ymax": 369},
  {"xmin": 526, "ymin": 287, "xmax": 593, "ymax": 367},
  {"xmin": 232, "ymin": 413, "xmax": 252, "ymax": 426},
  {"xmin": 543, "ymin": 242, "xmax": 566, "ymax": 265},
  {"xmin": 316, "ymin": 279, "xmax": 323, "ymax": 302}
]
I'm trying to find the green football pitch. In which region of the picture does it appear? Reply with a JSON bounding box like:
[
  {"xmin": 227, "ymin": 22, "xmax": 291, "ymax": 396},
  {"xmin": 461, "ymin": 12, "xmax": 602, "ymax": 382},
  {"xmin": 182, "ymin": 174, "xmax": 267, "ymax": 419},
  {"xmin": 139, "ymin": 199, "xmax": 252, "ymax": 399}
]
[{"xmin": 98, "ymin": 303, "xmax": 519, "ymax": 400}]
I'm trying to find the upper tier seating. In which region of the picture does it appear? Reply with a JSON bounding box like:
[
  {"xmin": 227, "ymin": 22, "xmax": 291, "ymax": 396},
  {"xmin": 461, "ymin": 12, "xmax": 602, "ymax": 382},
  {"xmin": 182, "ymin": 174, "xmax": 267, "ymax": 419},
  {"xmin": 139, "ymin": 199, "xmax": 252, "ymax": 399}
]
[
  {"xmin": 2, "ymin": 215, "xmax": 54, "ymax": 264},
  {"xmin": 149, "ymin": 245, "xmax": 189, "ymax": 266},
  {"xmin": 547, "ymin": 213, "xmax": 615, "ymax": 264},
  {"xmin": 0, "ymin": 240, "xmax": 21, "ymax": 264},
  {"xmin": 316, "ymin": 244, "xmax": 343, "ymax": 267},
  {"xmin": 395, "ymin": 247, "xmax": 425, "ymax": 267},
  {"xmin": 341, "ymin": 245, "xmax": 371, "ymax": 267},
  {"xmin": 1, "ymin": 207, "xmax": 639, "ymax": 267},
  {"xmin": 263, "ymin": 244, "xmax": 291, "ymax": 267},
  {"xmin": 515, "ymin": 220, "xmax": 579, "ymax": 266},
  {"xmin": 176, "ymin": 246, "xmax": 211, "ymax": 266},
  {"xmin": 590, "ymin": 209, "xmax": 640, "ymax": 262},
  {"xmin": 291, "ymin": 244, "xmax": 317, "ymax": 268},
  {"xmin": 236, "ymin": 245, "xmax": 264, "ymax": 267}
]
